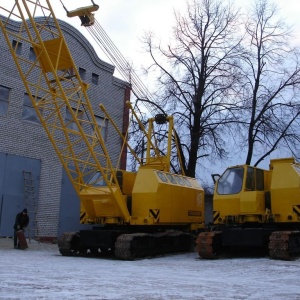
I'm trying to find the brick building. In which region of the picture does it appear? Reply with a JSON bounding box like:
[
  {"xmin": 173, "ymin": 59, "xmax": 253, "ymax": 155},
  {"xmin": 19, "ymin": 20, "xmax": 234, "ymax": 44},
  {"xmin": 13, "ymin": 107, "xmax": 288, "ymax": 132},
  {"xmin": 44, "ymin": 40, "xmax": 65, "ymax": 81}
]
[{"xmin": 0, "ymin": 16, "xmax": 130, "ymax": 240}]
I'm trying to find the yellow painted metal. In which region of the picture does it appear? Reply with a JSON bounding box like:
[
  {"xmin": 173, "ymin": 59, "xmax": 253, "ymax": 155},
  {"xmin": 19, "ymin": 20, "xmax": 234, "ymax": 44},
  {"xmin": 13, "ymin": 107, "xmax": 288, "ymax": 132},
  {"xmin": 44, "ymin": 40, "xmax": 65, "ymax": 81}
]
[
  {"xmin": 99, "ymin": 103, "xmax": 142, "ymax": 165},
  {"xmin": 33, "ymin": 38, "xmax": 73, "ymax": 73},
  {"xmin": 126, "ymin": 101, "xmax": 169, "ymax": 171},
  {"xmin": 80, "ymin": 187, "xmax": 125, "ymax": 220},
  {"xmin": 214, "ymin": 158, "xmax": 300, "ymax": 225},
  {"xmin": 0, "ymin": 0, "xmax": 130, "ymax": 223},
  {"xmin": 173, "ymin": 130, "xmax": 186, "ymax": 176},
  {"xmin": 120, "ymin": 171, "xmax": 137, "ymax": 196},
  {"xmin": 103, "ymin": 100, "xmax": 174, "ymax": 172},
  {"xmin": 240, "ymin": 191, "xmax": 265, "ymax": 214},
  {"xmin": 270, "ymin": 158, "xmax": 300, "ymax": 222},
  {"xmin": 0, "ymin": 1, "xmax": 205, "ymax": 230},
  {"xmin": 214, "ymin": 195, "xmax": 240, "ymax": 218},
  {"xmin": 214, "ymin": 165, "xmax": 268, "ymax": 224},
  {"xmin": 131, "ymin": 169, "xmax": 205, "ymax": 228}
]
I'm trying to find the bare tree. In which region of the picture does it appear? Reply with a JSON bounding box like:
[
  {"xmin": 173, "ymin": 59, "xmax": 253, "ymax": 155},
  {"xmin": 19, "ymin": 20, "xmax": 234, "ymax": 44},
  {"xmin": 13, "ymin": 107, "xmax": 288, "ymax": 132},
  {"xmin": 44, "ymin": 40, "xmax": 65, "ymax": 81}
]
[
  {"xmin": 238, "ymin": 0, "xmax": 300, "ymax": 166},
  {"xmin": 142, "ymin": 0, "xmax": 242, "ymax": 178}
]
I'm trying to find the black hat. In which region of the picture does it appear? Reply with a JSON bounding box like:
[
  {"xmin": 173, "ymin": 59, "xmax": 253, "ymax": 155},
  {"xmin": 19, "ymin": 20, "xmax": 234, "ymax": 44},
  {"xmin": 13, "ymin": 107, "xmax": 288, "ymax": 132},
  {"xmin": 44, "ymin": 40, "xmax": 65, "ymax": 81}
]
[{"xmin": 23, "ymin": 208, "xmax": 28, "ymax": 213}]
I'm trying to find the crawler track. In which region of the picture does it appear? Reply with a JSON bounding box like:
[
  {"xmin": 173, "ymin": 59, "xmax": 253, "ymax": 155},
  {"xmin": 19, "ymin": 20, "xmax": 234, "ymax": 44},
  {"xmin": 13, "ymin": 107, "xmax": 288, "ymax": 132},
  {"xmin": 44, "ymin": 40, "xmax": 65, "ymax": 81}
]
[
  {"xmin": 58, "ymin": 231, "xmax": 194, "ymax": 260},
  {"xmin": 114, "ymin": 231, "xmax": 194, "ymax": 260},
  {"xmin": 196, "ymin": 231, "xmax": 222, "ymax": 259},
  {"xmin": 114, "ymin": 233, "xmax": 152, "ymax": 260},
  {"xmin": 196, "ymin": 230, "xmax": 300, "ymax": 260},
  {"xmin": 58, "ymin": 232, "xmax": 80, "ymax": 256},
  {"xmin": 269, "ymin": 231, "xmax": 300, "ymax": 260}
]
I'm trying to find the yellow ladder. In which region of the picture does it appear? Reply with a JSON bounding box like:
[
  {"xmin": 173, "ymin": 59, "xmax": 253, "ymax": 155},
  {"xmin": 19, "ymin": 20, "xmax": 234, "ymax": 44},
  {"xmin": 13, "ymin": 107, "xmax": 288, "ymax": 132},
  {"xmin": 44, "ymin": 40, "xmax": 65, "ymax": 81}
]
[{"xmin": 23, "ymin": 171, "xmax": 39, "ymax": 242}]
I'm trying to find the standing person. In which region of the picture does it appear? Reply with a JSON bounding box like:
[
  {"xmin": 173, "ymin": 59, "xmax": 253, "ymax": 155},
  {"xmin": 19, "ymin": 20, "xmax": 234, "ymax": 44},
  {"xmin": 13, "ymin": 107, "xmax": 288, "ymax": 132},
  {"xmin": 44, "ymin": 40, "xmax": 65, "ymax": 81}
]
[{"xmin": 13, "ymin": 208, "xmax": 29, "ymax": 249}]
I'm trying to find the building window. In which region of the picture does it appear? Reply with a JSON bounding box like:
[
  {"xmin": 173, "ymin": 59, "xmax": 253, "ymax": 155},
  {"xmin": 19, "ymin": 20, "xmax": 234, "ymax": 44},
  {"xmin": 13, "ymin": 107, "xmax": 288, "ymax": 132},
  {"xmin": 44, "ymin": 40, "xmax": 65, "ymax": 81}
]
[
  {"xmin": 12, "ymin": 40, "xmax": 22, "ymax": 55},
  {"xmin": 22, "ymin": 93, "xmax": 41, "ymax": 123},
  {"xmin": 66, "ymin": 107, "xmax": 83, "ymax": 132},
  {"xmin": 29, "ymin": 47, "xmax": 36, "ymax": 61},
  {"xmin": 79, "ymin": 67, "xmax": 86, "ymax": 80},
  {"xmin": 91, "ymin": 73, "xmax": 99, "ymax": 85},
  {"xmin": 94, "ymin": 115, "xmax": 108, "ymax": 141},
  {"xmin": 0, "ymin": 85, "xmax": 11, "ymax": 116}
]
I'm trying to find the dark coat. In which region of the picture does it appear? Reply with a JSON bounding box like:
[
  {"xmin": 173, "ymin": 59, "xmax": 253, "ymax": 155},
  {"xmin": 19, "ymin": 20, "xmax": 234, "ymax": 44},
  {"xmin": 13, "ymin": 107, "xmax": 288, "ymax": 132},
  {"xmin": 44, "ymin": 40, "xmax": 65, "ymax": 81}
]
[{"xmin": 13, "ymin": 212, "xmax": 29, "ymax": 230}]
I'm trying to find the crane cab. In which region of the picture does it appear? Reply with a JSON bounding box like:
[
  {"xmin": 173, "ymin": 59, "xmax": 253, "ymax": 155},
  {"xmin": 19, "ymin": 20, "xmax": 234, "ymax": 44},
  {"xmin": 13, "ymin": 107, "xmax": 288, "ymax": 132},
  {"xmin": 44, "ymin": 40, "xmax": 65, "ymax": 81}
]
[{"xmin": 213, "ymin": 165, "xmax": 270, "ymax": 224}]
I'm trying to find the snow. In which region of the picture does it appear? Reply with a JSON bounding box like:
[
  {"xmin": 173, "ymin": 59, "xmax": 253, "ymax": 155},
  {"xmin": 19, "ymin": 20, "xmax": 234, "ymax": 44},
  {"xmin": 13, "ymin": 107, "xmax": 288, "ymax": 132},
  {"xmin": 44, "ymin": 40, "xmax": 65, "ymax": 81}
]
[{"xmin": 1, "ymin": 238, "xmax": 300, "ymax": 300}]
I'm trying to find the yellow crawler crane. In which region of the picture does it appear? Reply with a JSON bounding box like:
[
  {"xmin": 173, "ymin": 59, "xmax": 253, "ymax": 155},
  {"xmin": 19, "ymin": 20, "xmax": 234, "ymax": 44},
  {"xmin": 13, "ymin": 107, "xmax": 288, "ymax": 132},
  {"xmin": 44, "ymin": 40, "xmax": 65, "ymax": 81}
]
[
  {"xmin": 0, "ymin": 0, "xmax": 205, "ymax": 260},
  {"xmin": 196, "ymin": 158, "xmax": 300, "ymax": 260}
]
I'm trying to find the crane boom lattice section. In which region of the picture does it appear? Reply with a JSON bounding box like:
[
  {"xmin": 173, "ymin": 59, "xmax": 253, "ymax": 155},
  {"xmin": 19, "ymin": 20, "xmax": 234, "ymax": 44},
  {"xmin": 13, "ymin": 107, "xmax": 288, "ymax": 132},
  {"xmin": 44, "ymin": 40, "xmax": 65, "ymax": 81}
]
[{"xmin": 0, "ymin": 1, "xmax": 121, "ymax": 196}]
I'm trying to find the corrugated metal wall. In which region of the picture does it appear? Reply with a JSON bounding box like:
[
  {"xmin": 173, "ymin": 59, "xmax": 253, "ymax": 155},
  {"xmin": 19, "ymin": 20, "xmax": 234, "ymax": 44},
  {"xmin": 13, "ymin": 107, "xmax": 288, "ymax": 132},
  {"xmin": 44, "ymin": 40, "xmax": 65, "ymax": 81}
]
[
  {"xmin": 0, "ymin": 153, "xmax": 40, "ymax": 237},
  {"xmin": 58, "ymin": 170, "xmax": 93, "ymax": 237}
]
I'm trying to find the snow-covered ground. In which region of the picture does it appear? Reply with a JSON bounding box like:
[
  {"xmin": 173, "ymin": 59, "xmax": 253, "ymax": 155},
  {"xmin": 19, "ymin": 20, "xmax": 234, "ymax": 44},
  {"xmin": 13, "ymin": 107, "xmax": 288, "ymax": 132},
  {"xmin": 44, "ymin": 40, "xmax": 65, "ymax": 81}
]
[{"xmin": 0, "ymin": 238, "xmax": 299, "ymax": 300}]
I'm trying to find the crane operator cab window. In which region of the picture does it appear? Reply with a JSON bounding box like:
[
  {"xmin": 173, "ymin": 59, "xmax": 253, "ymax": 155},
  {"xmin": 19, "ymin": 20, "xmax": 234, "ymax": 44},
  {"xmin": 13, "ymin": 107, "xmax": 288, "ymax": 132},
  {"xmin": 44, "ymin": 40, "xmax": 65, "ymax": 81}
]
[
  {"xmin": 217, "ymin": 167, "xmax": 244, "ymax": 195},
  {"xmin": 245, "ymin": 167, "xmax": 264, "ymax": 191}
]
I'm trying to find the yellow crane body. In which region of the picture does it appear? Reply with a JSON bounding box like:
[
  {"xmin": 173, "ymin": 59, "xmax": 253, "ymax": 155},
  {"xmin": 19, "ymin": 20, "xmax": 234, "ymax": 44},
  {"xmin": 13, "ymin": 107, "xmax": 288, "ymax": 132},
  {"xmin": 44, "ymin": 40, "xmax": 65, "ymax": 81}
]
[
  {"xmin": 197, "ymin": 157, "xmax": 300, "ymax": 260},
  {"xmin": 0, "ymin": 0, "xmax": 205, "ymax": 260}
]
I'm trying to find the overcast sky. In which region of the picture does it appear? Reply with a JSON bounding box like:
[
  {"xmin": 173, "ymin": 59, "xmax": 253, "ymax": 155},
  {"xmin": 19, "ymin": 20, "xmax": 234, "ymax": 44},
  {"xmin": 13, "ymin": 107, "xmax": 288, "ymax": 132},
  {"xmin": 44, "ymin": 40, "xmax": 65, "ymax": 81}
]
[
  {"xmin": 3, "ymin": 0, "xmax": 298, "ymax": 179},
  {"xmin": 54, "ymin": 1, "xmax": 187, "ymax": 76},
  {"xmin": 53, "ymin": 0, "xmax": 300, "ymax": 73},
  {"xmin": 51, "ymin": 0, "xmax": 300, "ymax": 178}
]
